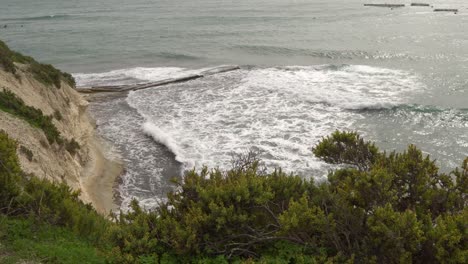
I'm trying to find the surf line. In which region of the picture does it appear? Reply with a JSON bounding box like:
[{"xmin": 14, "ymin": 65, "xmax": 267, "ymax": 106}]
[{"xmin": 76, "ymin": 65, "xmax": 241, "ymax": 94}]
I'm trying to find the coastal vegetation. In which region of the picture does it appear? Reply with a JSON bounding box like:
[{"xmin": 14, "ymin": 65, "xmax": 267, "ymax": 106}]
[
  {"xmin": 0, "ymin": 88, "xmax": 80, "ymax": 154},
  {"xmin": 0, "ymin": 88, "xmax": 61, "ymax": 144},
  {"xmin": 0, "ymin": 40, "xmax": 75, "ymax": 88},
  {"xmin": 0, "ymin": 130, "xmax": 466, "ymax": 263}
]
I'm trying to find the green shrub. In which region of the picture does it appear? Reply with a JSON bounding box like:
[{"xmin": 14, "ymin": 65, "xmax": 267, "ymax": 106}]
[
  {"xmin": 61, "ymin": 71, "xmax": 76, "ymax": 87},
  {"xmin": 0, "ymin": 39, "xmax": 75, "ymax": 88},
  {"xmin": 0, "ymin": 88, "xmax": 81, "ymax": 151},
  {"xmin": 0, "ymin": 131, "xmax": 108, "ymax": 242},
  {"xmin": 111, "ymin": 132, "xmax": 466, "ymax": 263},
  {"xmin": 0, "ymin": 88, "xmax": 62, "ymax": 145},
  {"xmin": 29, "ymin": 62, "xmax": 76, "ymax": 88},
  {"xmin": 0, "ymin": 40, "xmax": 17, "ymax": 74},
  {"xmin": 1, "ymin": 128, "xmax": 466, "ymax": 263},
  {"xmin": 17, "ymin": 177, "xmax": 108, "ymax": 240},
  {"xmin": 0, "ymin": 130, "xmax": 22, "ymax": 214},
  {"xmin": 313, "ymin": 130, "xmax": 380, "ymax": 171}
]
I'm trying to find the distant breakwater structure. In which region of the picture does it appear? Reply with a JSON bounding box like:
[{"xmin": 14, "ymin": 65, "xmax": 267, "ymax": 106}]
[
  {"xmin": 364, "ymin": 4, "xmax": 405, "ymax": 8},
  {"xmin": 411, "ymin": 3, "xmax": 430, "ymax": 7},
  {"xmin": 434, "ymin": 9, "xmax": 458, "ymax": 13},
  {"xmin": 364, "ymin": 3, "xmax": 459, "ymax": 13},
  {"xmin": 76, "ymin": 65, "xmax": 240, "ymax": 94}
]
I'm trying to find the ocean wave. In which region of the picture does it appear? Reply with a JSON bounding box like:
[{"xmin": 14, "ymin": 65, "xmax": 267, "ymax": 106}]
[
  {"xmin": 390, "ymin": 105, "xmax": 468, "ymax": 128},
  {"xmin": 89, "ymin": 96, "xmax": 183, "ymax": 212},
  {"xmin": 142, "ymin": 122, "xmax": 186, "ymax": 164},
  {"xmin": 78, "ymin": 64, "xmax": 424, "ymax": 109},
  {"xmin": 125, "ymin": 64, "xmax": 426, "ymax": 176},
  {"xmin": 242, "ymin": 65, "xmax": 425, "ymax": 110}
]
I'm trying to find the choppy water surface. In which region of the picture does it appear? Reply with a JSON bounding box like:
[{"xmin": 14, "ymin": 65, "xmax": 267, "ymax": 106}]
[{"xmin": 2, "ymin": 0, "xmax": 467, "ymax": 210}]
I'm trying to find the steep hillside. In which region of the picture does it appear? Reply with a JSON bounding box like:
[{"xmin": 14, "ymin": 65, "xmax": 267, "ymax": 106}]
[{"xmin": 0, "ymin": 40, "xmax": 122, "ymax": 214}]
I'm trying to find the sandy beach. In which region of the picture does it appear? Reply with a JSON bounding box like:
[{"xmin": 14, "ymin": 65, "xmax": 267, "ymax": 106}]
[{"xmin": 81, "ymin": 135, "xmax": 123, "ymax": 215}]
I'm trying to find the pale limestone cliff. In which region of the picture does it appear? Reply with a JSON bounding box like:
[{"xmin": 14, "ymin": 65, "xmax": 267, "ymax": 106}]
[{"xmin": 0, "ymin": 64, "xmax": 122, "ymax": 215}]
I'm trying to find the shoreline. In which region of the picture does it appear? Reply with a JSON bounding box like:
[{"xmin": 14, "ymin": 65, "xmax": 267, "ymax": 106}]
[
  {"xmin": 80, "ymin": 111, "xmax": 125, "ymax": 215},
  {"xmin": 83, "ymin": 91, "xmax": 183, "ymax": 211}
]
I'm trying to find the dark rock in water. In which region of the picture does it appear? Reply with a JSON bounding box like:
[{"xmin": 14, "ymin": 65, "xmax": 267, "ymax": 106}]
[
  {"xmin": 434, "ymin": 8, "xmax": 458, "ymax": 12},
  {"xmin": 364, "ymin": 4, "xmax": 405, "ymax": 8},
  {"xmin": 411, "ymin": 3, "xmax": 430, "ymax": 7}
]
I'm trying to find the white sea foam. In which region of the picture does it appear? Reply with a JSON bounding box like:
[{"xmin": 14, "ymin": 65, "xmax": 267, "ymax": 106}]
[
  {"xmin": 74, "ymin": 67, "xmax": 190, "ymax": 87},
  {"xmin": 127, "ymin": 65, "xmax": 425, "ymax": 177},
  {"xmin": 241, "ymin": 65, "xmax": 424, "ymax": 110},
  {"xmin": 73, "ymin": 66, "xmax": 234, "ymax": 87},
  {"xmin": 142, "ymin": 122, "xmax": 186, "ymax": 164},
  {"xmin": 88, "ymin": 97, "xmax": 182, "ymax": 211}
]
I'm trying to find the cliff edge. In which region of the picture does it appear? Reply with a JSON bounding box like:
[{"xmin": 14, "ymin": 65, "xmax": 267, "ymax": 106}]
[{"xmin": 0, "ymin": 41, "xmax": 122, "ymax": 214}]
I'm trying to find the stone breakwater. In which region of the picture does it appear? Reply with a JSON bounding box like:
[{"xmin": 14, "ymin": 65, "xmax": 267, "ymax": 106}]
[{"xmin": 76, "ymin": 65, "xmax": 241, "ymax": 94}]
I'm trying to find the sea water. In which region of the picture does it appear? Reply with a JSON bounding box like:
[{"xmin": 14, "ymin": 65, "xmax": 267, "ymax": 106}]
[{"xmin": 2, "ymin": 0, "xmax": 467, "ymax": 210}]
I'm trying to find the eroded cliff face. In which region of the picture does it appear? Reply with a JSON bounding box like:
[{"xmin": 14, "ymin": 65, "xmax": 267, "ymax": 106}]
[{"xmin": 0, "ymin": 64, "xmax": 121, "ymax": 214}]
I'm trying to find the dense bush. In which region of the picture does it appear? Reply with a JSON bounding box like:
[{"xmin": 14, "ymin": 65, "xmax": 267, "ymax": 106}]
[
  {"xmin": 0, "ymin": 130, "xmax": 22, "ymax": 214},
  {"xmin": 0, "ymin": 39, "xmax": 75, "ymax": 88},
  {"xmin": 312, "ymin": 130, "xmax": 380, "ymax": 170},
  {"xmin": 1, "ymin": 130, "xmax": 466, "ymax": 263},
  {"xmin": 0, "ymin": 131, "xmax": 107, "ymax": 240},
  {"xmin": 29, "ymin": 61, "xmax": 76, "ymax": 88},
  {"xmin": 0, "ymin": 131, "xmax": 110, "ymax": 263},
  {"xmin": 110, "ymin": 131, "xmax": 467, "ymax": 263},
  {"xmin": 0, "ymin": 40, "xmax": 17, "ymax": 74}
]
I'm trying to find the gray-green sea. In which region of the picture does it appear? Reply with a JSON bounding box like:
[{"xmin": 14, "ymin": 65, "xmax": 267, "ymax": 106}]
[{"xmin": 2, "ymin": 0, "xmax": 467, "ymax": 209}]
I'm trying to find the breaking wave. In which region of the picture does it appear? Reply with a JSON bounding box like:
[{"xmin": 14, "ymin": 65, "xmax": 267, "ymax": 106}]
[
  {"xmin": 142, "ymin": 122, "xmax": 186, "ymax": 164},
  {"xmin": 126, "ymin": 64, "xmax": 425, "ymax": 176}
]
